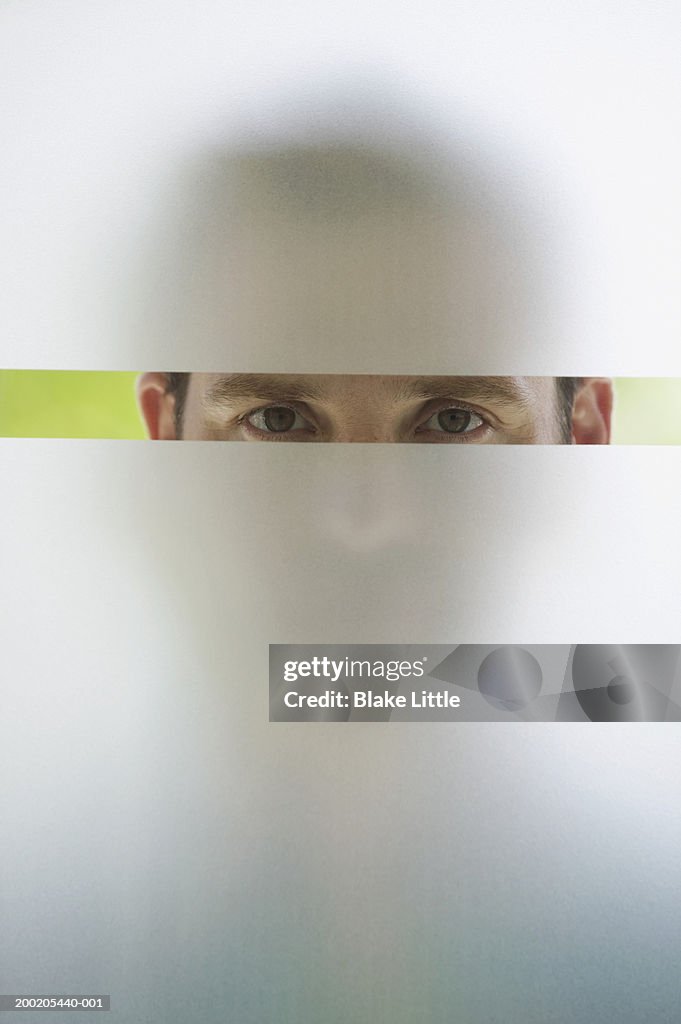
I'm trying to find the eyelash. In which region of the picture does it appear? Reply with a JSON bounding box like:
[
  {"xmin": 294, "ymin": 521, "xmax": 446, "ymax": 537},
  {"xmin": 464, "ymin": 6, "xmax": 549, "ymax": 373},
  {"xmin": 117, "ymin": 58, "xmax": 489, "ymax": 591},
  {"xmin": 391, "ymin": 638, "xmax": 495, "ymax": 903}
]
[{"xmin": 238, "ymin": 400, "xmax": 493, "ymax": 441}]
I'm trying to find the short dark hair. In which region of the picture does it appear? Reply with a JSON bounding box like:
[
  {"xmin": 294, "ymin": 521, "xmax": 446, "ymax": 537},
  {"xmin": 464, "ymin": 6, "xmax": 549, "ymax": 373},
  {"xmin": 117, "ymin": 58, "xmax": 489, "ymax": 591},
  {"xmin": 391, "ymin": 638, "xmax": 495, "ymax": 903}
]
[
  {"xmin": 556, "ymin": 376, "xmax": 582, "ymax": 443},
  {"xmin": 165, "ymin": 372, "xmax": 191, "ymax": 437},
  {"xmin": 164, "ymin": 372, "xmax": 581, "ymax": 442}
]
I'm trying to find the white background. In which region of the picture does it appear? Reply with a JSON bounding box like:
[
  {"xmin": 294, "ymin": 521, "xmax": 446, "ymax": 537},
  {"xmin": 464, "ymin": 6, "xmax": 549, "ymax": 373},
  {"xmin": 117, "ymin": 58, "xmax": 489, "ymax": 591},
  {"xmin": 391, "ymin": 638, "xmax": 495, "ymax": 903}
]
[
  {"xmin": 1, "ymin": 0, "xmax": 681, "ymax": 371},
  {"xmin": 2, "ymin": 2, "xmax": 681, "ymax": 1021}
]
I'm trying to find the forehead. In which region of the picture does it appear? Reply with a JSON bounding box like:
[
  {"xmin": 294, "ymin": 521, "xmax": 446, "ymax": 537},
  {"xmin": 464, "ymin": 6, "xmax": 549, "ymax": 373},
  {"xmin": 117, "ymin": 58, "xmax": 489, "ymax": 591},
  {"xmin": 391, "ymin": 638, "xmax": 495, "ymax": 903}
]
[
  {"xmin": 167, "ymin": 142, "xmax": 549, "ymax": 374},
  {"xmin": 190, "ymin": 373, "xmax": 555, "ymax": 407}
]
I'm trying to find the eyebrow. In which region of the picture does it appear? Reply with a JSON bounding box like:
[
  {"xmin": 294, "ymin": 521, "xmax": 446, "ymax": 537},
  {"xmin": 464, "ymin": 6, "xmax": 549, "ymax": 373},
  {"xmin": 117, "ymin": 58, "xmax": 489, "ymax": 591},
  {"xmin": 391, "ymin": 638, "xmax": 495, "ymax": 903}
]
[
  {"xmin": 202, "ymin": 373, "xmax": 532, "ymax": 408},
  {"xmin": 392, "ymin": 375, "xmax": 531, "ymax": 406},
  {"xmin": 204, "ymin": 373, "xmax": 328, "ymax": 406}
]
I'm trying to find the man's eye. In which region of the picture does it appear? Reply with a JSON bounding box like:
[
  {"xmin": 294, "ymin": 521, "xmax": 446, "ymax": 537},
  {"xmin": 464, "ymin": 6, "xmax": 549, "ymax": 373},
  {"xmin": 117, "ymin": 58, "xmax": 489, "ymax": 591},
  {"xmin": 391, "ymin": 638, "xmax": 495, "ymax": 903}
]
[
  {"xmin": 421, "ymin": 407, "xmax": 484, "ymax": 434},
  {"xmin": 246, "ymin": 405, "xmax": 310, "ymax": 433}
]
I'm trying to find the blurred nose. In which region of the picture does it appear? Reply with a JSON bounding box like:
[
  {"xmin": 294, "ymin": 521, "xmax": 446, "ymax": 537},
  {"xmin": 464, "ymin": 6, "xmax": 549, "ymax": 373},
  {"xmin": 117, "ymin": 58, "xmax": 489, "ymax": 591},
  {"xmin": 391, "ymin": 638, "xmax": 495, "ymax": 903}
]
[{"xmin": 315, "ymin": 448, "xmax": 418, "ymax": 551}]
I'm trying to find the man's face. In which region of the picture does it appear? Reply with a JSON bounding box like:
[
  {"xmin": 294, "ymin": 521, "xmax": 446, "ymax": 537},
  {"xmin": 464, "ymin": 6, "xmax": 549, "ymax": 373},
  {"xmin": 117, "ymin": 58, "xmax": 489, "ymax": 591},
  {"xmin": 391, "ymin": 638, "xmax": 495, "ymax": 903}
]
[{"xmin": 138, "ymin": 373, "xmax": 612, "ymax": 443}]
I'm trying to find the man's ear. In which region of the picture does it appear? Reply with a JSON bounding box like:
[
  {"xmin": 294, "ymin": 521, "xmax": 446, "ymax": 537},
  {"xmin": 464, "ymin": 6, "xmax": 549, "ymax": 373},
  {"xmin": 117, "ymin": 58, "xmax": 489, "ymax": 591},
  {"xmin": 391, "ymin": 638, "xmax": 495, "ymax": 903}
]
[
  {"xmin": 136, "ymin": 373, "xmax": 178, "ymax": 439},
  {"xmin": 571, "ymin": 378, "xmax": 613, "ymax": 444}
]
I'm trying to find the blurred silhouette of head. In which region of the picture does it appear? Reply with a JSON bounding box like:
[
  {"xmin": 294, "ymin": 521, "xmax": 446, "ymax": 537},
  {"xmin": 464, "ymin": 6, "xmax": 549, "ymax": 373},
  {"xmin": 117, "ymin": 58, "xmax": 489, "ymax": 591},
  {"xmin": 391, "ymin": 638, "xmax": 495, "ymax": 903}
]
[{"xmin": 135, "ymin": 130, "xmax": 611, "ymax": 444}]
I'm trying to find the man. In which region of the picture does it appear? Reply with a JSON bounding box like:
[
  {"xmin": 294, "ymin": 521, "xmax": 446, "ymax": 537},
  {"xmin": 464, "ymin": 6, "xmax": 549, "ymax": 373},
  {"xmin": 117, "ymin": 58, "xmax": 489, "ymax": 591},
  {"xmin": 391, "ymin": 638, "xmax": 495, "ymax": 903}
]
[{"xmin": 137, "ymin": 372, "xmax": 612, "ymax": 443}]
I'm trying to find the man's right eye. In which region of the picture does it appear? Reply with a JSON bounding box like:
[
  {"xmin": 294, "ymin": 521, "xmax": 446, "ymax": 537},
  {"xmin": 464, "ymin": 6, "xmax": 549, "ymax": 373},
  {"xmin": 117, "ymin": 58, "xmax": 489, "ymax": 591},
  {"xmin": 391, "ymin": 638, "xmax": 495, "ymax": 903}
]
[{"xmin": 243, "ymin": 404, "xmax": 315, "ymax": 436}]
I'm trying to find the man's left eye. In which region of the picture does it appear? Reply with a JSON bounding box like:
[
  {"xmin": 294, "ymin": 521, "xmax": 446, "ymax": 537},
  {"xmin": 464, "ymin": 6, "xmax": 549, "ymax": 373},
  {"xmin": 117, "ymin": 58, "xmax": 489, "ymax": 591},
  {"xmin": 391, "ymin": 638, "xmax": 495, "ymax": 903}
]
[{"xmin": 421, "ymin": 407, "xmax": 484, "ymax": 434}]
